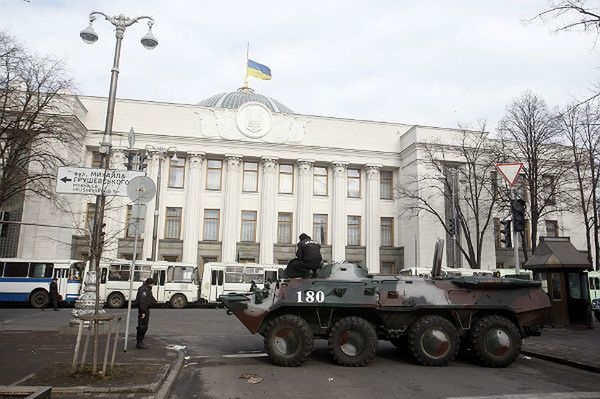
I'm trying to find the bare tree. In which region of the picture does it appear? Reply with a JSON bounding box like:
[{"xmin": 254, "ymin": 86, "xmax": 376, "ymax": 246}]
[
  {"xmin": 559, "ymin": 101, "xmax": 600, "ymax": 269},
  {"xmin": 532, "ymin": 1, "xmax": 600, "ymax": 35},
  {"xmin": 397, "ymin": 123, "xmax": 501, "ymax": 269},
  {"xmin": 0, "ymin": 31, "xmax": 83, "ymax": 211},
  {"xmin": 498, "ymin": 91, "xmax": 571, "ymax": 252}
]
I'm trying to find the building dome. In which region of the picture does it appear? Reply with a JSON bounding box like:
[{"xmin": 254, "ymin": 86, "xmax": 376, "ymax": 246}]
[{"xmin": 198, "ymin": 87, "xmax": 294, "ymax": 114}]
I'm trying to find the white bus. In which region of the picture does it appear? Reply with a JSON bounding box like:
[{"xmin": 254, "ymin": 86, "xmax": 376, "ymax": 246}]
[
  {"xmin": 98, "ymin": 260, "xmax": 198, "ymax": 309},
  {"xmin": 0, "ymin": 259, "xmax": 84, "ymax": 308},
  {"xmin": 399, "ymin": 266, "xmax": 494, "ymax": 278},
  {"xmin": 200, "ymin": 262, "xmax": 286, "ymax": 303},
  {"xmin": 492, "ymin": 268, "xmax": 533, "ymax": 280},
  {"xmin": 588, "ymin": 270, "xmax": 600, "ymax": 301}
]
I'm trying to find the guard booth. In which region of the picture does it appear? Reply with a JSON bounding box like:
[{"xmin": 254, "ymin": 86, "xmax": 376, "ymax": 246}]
[{"xmin": 525, "ymin": 237, "xmax": 593, "ymax": 328}]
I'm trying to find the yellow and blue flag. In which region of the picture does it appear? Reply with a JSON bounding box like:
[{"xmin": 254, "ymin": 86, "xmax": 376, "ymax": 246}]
[{"xmin": 247, "ymin": 59, "xmax": 272, "ymax": 80}]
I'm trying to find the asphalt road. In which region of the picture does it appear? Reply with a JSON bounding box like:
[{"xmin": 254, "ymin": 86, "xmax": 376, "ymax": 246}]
[{"xmin": 1, "ymin": 306, "xmax": 599, "ymax": 399}]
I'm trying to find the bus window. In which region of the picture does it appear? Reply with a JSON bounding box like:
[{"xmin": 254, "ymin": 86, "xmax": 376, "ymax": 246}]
[
  {"xmin": 211, "ymin": 270, "xmax": 218, "ymax": 285},
  {"xmin": 4, "ymin": 262, "xmax": 29, "ymax": 277},
  {"xmin": 225, "ymin": 266, "xmax": 243, "ymax": 283},
  {"xmin": 29, "ymin": 263, "xmax": 53, "ymax": 278},
  {"xmin": 265, "ymin": 270, "xmax": 278, "ymax": 282},
  {"xmin": 244, "ymin": 267, "xmax": 264, "ymax": 284},
  {"xmin": 134, "ymin": 265, "xmax": 152, "ymax": 282},
  {"xmin": 168, "ymin": 266, "xmax": 193, "ymax": 283},
  {"xmin": 160, "ymin": 270, "xmax": 166, "ymax": 285},
  {"xmin": 108, "ymin": 264, "xmax": 130, "ymax": 281},
  {"xmin": 277, "ymin": 269, "xmax": 285, "ymax": 280},
  {"xmin": 218, "ymin": 270, "xmax": 224, "ymax": 285},
  {"xmin": 101, "ymin": 268, "xmax": 107, "ymax": 284},
  {"xmin": 0, "ymin": 262, "xmax": 4, "ymax": 276}
]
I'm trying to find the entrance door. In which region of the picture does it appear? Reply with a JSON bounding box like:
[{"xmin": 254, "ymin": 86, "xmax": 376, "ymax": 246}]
[
  {"xmin": 209, "ymin": 268, "xmax": 224, "ymax": 302},
  {"xmin": 153, "ymin": 270, "xmax": 166, "ymax": 302},
  {"xmin": 548, "ymin": 272, "xmax": 568, "ymax": 326}
]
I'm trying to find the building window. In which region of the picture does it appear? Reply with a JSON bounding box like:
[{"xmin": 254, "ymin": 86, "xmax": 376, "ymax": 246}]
[
  {"xmin": 381, "ymin": 261, "xmax": 397, "ymax": 274},
  {"xmin": 543, "ymin": 175, "xmax": 556, "ymax": 205},
  {"xmin": 381, "ymin": 217, "xmax": 394, "ymax": 247},
  {"xmin": 85, "ymin": 203, "xmax": 96, "ymax": 234},
  {"xmin": 168, "ymin": 158, "xmax": 185, "ymax": 188},
  {"xmin": 347, "ymin": 169, "xmax": 361, "ymax": 198},
  {"xmin": 162, "ymin": 255, "xmax": 179, "ymax": 262},
  {"xmin": 0, "ymin": 211, "xmax": 10, "ymax": 238},
  {"xmin": 277, "ymin": 213, "xmax": 293, "ymax": 243},
  {"xmin": 203, "ymin": 209, "xmax": 220, "ymax": 241},
  {"xmin": 347, "ymin": 215, "xmax": 361, "ymax": 246},
  {"xmin": 279, "ymin": 164, "xmax": 294, "ymax": 194},
  {"xmin": 206, "ymin": 160, "xmax": 223, "ymax": 190},
  {"xmin": 91, "ymin": 151, "xmax": 102, "ymax": 168},
  {"xmin": 313, "ymin": 214, "xmax": 327, "ymax": 245},
  {"xmin": 242, "ymin": 162, "xmax": 259, "ymax": 192},
  {"xmin": 241, "ymin": 211, "xmax": 257, "ymax": 242},
  {"xmin": 546, "ymin": 220, "xmax": 559, "ymax": 237},
  {"xmin": 125, "ymin": 204, "xmax": 146, "ymax": 238},
  {"xmin": 380, "ymin": 170, "xmax": 393, "ymax": 200},
  {"xmin": 164, "ymin": 207, "xmax": 182, "ymax": 239},
  {"xmin": 314, "ymin": 166, "xmax": 328, "ymax": 196}
]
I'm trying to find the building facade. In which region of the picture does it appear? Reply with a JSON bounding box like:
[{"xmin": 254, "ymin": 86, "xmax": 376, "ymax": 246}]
[{"xmin": 12, "ymin": 87, "xmax": 591, "ymax": 272}]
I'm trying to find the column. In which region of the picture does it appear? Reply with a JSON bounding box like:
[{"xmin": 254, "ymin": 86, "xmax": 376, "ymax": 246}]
[
  {"xmin": 296, "ymin": 159, "xmax": 314, "ymax": 238},
  {"xmin": 182, "ymin": 153, "xmax": 205, "ymax": 264},
  {"xmin": 259, "ymin": 157, "xmax": 278, "ymax": 264},
  {"xmin": 142, "ymin": 152, "xmax": 162, "ymax": 260},
  {"xmin": 365, "ymin": 164, "xmax": 382, "ymax": 273},
  {"xmin": 331, "ymin": 161, "xmax": 348, "ymax": 262},
  {"xmin": 221, "ymin": 155, "xmax": 242, "ymax": 262},
  {"xmin": 103, "ymin": 148, "xmax": 127, "ymax": 261}
]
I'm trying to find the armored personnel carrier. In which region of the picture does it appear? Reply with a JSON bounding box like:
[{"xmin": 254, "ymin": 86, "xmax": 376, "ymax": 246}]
[{"xmin": 219, "ymin": 241, "xmax": 550, "ymax": 368}]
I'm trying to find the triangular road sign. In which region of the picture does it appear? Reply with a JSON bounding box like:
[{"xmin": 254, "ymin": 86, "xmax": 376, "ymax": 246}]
[{"xmin": 495, "ymin": 163, "xmax": 523, "ymax": 186}]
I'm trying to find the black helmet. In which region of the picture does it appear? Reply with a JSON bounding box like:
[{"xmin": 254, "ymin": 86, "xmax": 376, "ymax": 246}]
[
  {"xmin": 299, "ymin": 233, "xmax": 310, "ymax": 241},
  {"xmin": 145, "ymin": 278, "xmax": 154, "ymax": 285}
]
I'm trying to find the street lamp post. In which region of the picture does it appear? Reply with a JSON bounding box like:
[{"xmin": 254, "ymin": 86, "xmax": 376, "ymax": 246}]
[
  {"xmin": 79, "ymin": 11, "xmax": 157, "ymax": 374},
  {"xmin": 145, "ymin": 146, "xmax": 177, "ymax": 261}
]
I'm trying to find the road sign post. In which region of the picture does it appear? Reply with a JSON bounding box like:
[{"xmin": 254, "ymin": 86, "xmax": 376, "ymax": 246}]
[
  {"xmin": 495, "ymin": 163, "xmax": 524, "ymax": 273},
  {"xmin": 56, "ymin": 167, "xmax": 145, "ymax": 196}
]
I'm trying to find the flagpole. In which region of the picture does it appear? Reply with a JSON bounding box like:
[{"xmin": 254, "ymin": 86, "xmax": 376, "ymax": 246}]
[{"xmin": 243, "ymin": 42, "xmax": 249, "ymax": 89}]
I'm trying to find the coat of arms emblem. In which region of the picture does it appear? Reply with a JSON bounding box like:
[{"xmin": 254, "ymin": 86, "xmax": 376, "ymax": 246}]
[
  {"xmin": 235, "ymin": 102, "xmax": 273, "ymax": 139},
  {"xmin": 246, "ymin": 110, "xmax": 263, "ymax": 133}
]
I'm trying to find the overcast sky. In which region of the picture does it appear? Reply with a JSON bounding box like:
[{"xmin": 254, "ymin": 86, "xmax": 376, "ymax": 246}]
[{"xmin": 1, "ymin": 0, "xmax": 599, "ymax": 130}]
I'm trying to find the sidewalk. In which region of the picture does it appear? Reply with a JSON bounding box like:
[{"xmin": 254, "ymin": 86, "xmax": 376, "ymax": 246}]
[
  {"xmin": 522, "ymin": 321, "xmax": 600, "ymax": 373},
  {"xmin": 0, "ymin": 329, "xmax": 183, "ymax": 398}
]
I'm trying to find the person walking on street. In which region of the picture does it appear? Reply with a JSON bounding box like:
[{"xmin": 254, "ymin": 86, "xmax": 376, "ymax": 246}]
[
  {"xmin": 135, "ymin": 277, "xmax": 156, "ymax": 349},
  {"xmin": 284, "ymin": 233, "xmax": 323, "ymax": 278},
  {"xmin": 49, "ymin": 277, "xmax": 59, "ymax": 311}
]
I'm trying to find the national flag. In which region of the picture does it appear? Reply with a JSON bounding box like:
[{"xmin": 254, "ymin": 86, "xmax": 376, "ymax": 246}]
[{"xmin": 247, "ymin": 59, "xmax": 272, "ymax": 80}]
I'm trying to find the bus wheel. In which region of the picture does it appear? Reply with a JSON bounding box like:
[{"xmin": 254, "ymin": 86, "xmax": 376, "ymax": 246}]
[
  {"xmin": 107, "ymin": 292, "xmax": 125, "ymax": 309},
  {"xmin": 170, "ymin": 294, "xmax": 187, "ymax": 309},
  {"xmin": 30, "ymin": 290, "xmax": 49, "ymax": 309}
]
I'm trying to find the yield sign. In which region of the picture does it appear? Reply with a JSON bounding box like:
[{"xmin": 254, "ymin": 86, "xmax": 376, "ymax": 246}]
[{"xmin": 495, "ymin": 163, "xmax": 523, "ymax": 186}]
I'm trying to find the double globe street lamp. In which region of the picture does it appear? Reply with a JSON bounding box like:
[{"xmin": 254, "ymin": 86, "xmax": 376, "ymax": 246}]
[{"xmin": 78, "ymin": 11, "xmax": 157, "ymax": 368}]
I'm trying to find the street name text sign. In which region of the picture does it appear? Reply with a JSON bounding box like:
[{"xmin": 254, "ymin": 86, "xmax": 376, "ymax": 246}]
[{"xmin": 56, "ymin": 167, "xmax": 145, "ymax": 196}]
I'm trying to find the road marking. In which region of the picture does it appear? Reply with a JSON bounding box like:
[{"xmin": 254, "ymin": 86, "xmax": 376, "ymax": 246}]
[
  {"xmin": 188, "ymin": 353, "xmax": 268, "ymax": 359},
  {"xmin": 447, "ymin": 393, "xmax": 600, "ymax": 399},
  {"xmin": 1, "ymin": 312, "xmax": 43, "ymax": 324}
]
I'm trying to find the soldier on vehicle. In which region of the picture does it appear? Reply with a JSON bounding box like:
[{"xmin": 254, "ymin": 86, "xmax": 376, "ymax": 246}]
[
  {"xmin": 135, "ymin": 277, "xmax": 156, "ymax": 349},
  {"xmin": 284, "ymin": 233, "xmax": 322, "ymax": 278},
  {"xmin": 49, "ymin": 277, "xmax": 59, "ymax": 311}
]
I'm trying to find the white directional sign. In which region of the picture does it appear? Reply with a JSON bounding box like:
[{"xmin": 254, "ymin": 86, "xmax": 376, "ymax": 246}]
[
  {"xmin": 56, "ymin": 167, "xmax": 145, "ymax": 196},
  {"xmin": 495, "ymin": 163, "xmax": 524, "ymax": 186}
]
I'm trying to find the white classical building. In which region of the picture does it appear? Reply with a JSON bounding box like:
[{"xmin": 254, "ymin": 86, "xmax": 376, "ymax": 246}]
[{"xmin": 12, "ymin": 87, "xmax": 590, "ymax": 273}]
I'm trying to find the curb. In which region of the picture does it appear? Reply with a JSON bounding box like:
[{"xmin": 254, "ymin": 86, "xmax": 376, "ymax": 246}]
[
  {"xmin": 154, "ymin": 347, "xmax": 185, "ymax": 399},
  {"xmin": 521, "ymin": 350, "xmax": 600, "ymax": 374}
]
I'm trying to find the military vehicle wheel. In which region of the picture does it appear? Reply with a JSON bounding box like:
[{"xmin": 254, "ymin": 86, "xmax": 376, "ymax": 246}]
[
  {"xmin": 170, "ymin": 294, "xmax": 187, "ymax": 309},
  {"xmin": 408, "ymin": 315, "xmax": 459, "ymax": 366},
  {"xmin": 107, "ymin": 292, "xmax": 125, "ymax": 309},
  {"xmin": 30, "ymin": 290, "xmax": 49, "ymax": 309},
  {"xmin": 469, "ymin": 315, "xmax": 521, "ymax": 368},
  {"xmin": 264, "ymin": 314, "xmax": 314, "ymax": 367},
  {"xmin": 328, "ymin": 316, "xmax": 378, "ymax": 367}
]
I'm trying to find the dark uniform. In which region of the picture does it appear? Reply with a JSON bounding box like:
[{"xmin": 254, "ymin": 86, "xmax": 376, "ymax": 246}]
[
  {"xmin": 49, "ymin": 278, "xmax": 59, "ymax": 311},
  {"xmin": 135, "ymin": 278, "xmax": 156, "ymax": 349},
  {"xmin": 285, "ymin": 234, "xmax": 323, "ymax": 278}
]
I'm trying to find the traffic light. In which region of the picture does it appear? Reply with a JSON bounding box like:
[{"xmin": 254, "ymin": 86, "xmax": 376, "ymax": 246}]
[
  {"xmin": 499, "ymin": 220, "xmax": 512, "ymax": 248},
  {"xmin": 98, "ymin": 222, "xmax": 107, "ymax": 246},
  {"xmin": 138, "ymin": 153, "xmax": 148, "ymax": 171},
  {"xmin": 124, "ymin": 152, "xmax": 135, "ymax": 170},
  {"xmin": 447, "ymin": 218, "xmax": 456, "ymax": 235},
  {"xmin": 511, "ymin": 199, "xmax": 526, "ymax": 233}
]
